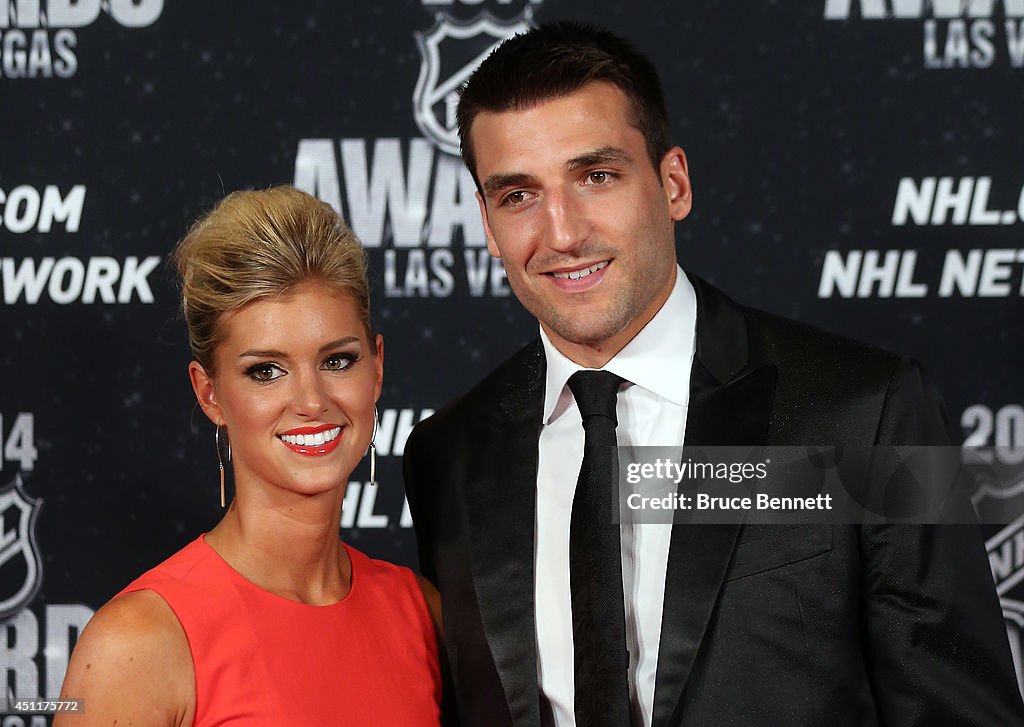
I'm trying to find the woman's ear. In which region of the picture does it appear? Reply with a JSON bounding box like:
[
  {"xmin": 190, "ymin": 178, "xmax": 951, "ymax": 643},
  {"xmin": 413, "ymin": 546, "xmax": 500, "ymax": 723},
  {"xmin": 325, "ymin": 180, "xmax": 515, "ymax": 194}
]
[
  {"xmin": 373, "ymin": 334, "xmax": 384, "ymax": 401},
  {"xmin": 188, "ymin": 361, "xmax": 223, "ymax": 426}
]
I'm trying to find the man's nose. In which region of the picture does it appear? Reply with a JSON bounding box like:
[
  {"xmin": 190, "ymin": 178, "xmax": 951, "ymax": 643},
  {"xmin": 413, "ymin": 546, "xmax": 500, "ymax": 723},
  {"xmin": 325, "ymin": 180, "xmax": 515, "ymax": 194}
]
[{"xmin": 544, "ymin": 188, "xmax": 589, "ymax": 252}]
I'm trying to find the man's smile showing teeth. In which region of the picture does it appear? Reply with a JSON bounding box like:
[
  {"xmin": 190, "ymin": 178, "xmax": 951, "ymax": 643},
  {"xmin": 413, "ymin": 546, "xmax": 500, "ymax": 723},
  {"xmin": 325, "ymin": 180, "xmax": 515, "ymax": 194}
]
[
  {"xmin": 550, "ymin": 261, "xmax": 609, "ymax": 280},
  {"xmin": 277, "ymin": 425, "xmax": 343, "ymax": 456}
]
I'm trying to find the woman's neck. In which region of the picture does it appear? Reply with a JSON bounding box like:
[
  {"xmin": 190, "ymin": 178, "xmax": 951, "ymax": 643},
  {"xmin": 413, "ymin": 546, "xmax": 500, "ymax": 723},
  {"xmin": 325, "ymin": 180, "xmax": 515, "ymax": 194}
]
[{"xmin": 204, "ymin": 488, "xmax": 351, "ymax": 605}]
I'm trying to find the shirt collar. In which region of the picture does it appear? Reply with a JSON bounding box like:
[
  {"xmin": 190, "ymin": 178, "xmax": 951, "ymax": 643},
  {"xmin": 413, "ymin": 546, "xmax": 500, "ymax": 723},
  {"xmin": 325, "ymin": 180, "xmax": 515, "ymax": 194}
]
[{"xmin": 541, "ymin": 265, "xmax": 697, "ymax": 424}]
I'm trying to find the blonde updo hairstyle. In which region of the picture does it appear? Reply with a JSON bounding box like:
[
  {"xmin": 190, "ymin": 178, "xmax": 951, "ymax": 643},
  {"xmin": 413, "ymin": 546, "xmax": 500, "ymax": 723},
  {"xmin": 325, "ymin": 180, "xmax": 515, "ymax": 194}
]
[{"xmin": 174, "ymin": 186, "xmax": 372, "ymax": 374}]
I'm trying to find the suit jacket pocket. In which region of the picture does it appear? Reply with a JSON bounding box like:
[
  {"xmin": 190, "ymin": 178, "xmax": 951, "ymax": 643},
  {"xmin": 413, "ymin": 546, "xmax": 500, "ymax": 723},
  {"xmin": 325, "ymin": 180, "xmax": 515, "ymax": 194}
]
[{"xmin": 726, "ymin": 524, "xmax": 833, "ymax": 581}]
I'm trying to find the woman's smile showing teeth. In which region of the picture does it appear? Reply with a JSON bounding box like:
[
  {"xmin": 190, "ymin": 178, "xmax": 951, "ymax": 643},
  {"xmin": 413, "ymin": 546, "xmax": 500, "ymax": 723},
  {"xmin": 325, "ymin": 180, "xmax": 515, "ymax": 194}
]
[{"xmin": 277, "ymin": 424, "xmax": 343, "ymax": 456}]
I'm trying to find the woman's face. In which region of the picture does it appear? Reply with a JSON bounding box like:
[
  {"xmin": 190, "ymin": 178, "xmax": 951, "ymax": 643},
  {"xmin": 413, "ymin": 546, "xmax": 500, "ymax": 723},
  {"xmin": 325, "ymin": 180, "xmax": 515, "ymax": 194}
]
[{"xmin": 189, "ymin": 282, "xmax": 382, "ymax": 502}]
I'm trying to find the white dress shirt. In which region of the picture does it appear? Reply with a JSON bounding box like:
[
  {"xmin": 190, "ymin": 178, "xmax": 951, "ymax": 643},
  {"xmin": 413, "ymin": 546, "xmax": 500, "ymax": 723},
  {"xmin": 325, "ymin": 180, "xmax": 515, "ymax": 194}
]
[{"xmin": 535, "ymin": 266, "xmax": 697, "ymax": 727}]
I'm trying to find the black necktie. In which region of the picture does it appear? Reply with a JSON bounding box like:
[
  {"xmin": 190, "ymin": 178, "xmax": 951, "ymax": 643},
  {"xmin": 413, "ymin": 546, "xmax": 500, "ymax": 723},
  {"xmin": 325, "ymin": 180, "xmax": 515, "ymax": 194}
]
[{"xmin": 567, "ymin": 370, "xmax": 632, "ymax": 727}]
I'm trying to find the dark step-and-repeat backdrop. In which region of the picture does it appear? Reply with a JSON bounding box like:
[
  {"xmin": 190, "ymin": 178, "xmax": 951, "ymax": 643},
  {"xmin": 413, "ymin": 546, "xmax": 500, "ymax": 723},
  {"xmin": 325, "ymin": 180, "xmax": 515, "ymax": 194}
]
[{"xmin": 1, "ymin": 1, "xmax": 1022, "ymax": 720}]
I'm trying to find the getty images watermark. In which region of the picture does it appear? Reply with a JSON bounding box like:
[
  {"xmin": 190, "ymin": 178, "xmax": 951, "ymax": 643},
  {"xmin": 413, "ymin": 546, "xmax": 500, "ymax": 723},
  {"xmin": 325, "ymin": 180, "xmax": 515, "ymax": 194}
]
[{"xmin": 615, "ymin": 446, "xmax": 1024, "ymax": 525}]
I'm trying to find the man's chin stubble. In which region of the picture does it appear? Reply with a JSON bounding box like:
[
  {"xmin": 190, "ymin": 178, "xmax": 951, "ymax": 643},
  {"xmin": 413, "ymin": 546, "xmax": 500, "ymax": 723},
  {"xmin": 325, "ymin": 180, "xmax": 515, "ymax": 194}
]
[{"xmin": 545, "ymin": 307, "xmax": 634, "ymax": 349}]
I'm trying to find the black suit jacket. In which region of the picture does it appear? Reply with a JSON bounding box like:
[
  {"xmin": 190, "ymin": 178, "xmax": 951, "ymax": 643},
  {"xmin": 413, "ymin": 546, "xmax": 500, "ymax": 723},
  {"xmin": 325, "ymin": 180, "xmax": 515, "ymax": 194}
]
[{"xmin": 404, "ymin": 275, "xmax": 1023, "ymax": 726}]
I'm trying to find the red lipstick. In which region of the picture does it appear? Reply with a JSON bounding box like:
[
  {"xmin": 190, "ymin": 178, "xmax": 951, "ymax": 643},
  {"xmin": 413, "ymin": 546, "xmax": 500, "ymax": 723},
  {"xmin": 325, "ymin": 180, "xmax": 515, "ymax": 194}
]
[{"xmin": 277, "ymin": 423, "xmax": 343, "ymax": 457}]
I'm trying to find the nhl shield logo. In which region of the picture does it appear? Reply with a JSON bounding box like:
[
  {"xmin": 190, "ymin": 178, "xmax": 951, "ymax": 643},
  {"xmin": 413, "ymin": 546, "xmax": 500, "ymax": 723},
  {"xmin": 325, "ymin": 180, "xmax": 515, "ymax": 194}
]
[
  {"xmin": 968, "ymin": 446, "xmax": 1024, "ymax": 522},
  {"xmin": 0, "ymin": 477, "xmax": 43, "ymax": 621},
  {"xmin": 413, "ymin": 12, "xmax": 532, "ymax": 156},
  {"xmin": 1003, "ymin": 598, "xmax": 1024, "ymax": 697},
  {"xmin": 986, "ymin": 516, "xmax": 1024, "ymax": 696}
]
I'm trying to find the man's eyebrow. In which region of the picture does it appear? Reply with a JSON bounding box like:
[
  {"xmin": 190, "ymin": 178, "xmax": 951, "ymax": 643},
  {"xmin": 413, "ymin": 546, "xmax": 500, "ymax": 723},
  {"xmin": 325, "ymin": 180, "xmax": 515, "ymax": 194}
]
[
  {"xmin": 565, "ymin": 146, "xmax": 632, "ymax": 172},
  {"xmin": 481, "ymin": 147, "xmax": 632, "ymax": 196},
  {"xmin": 481, "ymin": 172, "xmax": 537, "ymax": 196}
]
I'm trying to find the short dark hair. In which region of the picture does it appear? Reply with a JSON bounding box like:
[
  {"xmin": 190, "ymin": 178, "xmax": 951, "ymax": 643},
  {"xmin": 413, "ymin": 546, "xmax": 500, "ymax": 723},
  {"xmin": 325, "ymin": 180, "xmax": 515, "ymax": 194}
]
[{"xmin": 456, "ymin": 21, "xmax": 672, "ymax": 186}]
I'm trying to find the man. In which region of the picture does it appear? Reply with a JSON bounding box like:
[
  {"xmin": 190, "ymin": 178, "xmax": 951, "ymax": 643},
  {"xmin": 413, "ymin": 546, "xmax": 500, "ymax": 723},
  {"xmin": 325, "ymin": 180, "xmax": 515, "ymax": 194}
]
[{"xmin": 403, "ymin": 22, "xmax": 1023, "ymax": 727}]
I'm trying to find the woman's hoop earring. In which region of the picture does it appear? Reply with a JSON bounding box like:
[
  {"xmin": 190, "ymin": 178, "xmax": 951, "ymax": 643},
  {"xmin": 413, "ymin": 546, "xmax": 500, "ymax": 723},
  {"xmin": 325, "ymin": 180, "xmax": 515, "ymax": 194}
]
[
  {"xmin": 215, "ymin": 425, "xmax": 227, "ymax": 508},
  {"xmin": 368, "ymin": 406, "xmax": 378, "ymax": 487}
]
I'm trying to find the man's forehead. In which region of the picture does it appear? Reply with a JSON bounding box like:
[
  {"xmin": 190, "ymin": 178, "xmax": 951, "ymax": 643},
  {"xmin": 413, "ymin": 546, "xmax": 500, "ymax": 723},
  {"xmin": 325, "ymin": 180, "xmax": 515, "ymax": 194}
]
[
  {"xmin": 472, "ymin": 81, "xmax": 634, "ymax": 132},
  {"xmin": 470, "ymin": 85, "xmax": 642, "ymax": 177}
]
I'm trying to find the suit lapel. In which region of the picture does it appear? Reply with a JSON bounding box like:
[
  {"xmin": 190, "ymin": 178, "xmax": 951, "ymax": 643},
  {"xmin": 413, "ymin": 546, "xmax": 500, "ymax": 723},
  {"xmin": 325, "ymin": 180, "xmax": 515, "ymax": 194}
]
[
  {"xmin": 652, "ymin": 276, "xmax": 777, "ymax": 727},
  {"xmin": 465, "ymin": 342, "xmax": 545, "ymax": 727}
]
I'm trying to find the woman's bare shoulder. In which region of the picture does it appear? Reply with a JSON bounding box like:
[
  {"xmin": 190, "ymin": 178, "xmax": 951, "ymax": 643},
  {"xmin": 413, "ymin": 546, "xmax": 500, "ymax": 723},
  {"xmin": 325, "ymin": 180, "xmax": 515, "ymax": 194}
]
[{"xmin": 54, "ymin": 590, "xmax": 195, "ymax": 727}]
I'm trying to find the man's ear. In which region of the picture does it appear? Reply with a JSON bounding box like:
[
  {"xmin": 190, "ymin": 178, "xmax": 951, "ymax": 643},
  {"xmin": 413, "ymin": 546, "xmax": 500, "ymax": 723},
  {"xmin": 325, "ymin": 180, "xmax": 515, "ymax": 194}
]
[
  {"xmin": 476, "ymin": 191, "xmax": 502, "ymax": 258},
  {"xmin": 188, "ymin": 361, "xmax": 223, "ymax": 426},
  {"xmin": 660, "ymin": 146, "xmax": 692, "ymax": 222}
]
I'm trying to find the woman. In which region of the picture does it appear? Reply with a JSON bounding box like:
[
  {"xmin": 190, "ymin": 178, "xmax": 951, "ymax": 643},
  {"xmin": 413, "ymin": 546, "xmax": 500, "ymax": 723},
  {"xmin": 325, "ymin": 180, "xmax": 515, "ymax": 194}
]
[{"xmin": 56, "ymin": 187, "xmax": 442, "ymax": 726}]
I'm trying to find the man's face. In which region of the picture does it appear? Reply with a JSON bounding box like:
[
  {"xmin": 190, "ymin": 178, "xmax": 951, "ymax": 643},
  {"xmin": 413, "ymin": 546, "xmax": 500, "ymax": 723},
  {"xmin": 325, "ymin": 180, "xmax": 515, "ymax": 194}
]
[{"xmin": 472, "ymin": 81, "xmax": 692, "ymax": 366}]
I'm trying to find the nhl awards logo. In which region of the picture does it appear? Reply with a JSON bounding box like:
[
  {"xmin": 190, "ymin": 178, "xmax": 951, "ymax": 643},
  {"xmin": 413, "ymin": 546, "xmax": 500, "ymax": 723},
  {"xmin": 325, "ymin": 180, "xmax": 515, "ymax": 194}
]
[
  {"xmin": 967, "ymin": 442, "xmax": 1024, "ymax": 525},
  {"xmin": 972, "ymin": 447, "xmax": 1024, "ymax": 693},
  {"xmin": 987, "ymin": 517, "xmax": 1024, "ymax": 696},
  {"xmin": 413, "ymin": 11, "xmax": 532, "ymax": 156},
  {"xmin": 824, "ymin": 0, "xmax": 1024, "ymax": 69},
  {"xmin": 0, "ymin": 475, "xmax": 43, "ymax": 620}
]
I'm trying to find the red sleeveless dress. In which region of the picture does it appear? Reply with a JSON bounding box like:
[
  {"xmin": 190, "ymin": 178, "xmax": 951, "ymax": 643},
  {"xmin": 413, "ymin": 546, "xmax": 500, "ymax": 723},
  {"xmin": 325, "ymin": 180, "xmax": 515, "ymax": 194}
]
[{"xmin": 119, "ymin": 536, "xmax": 441, "ymax": 726}]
